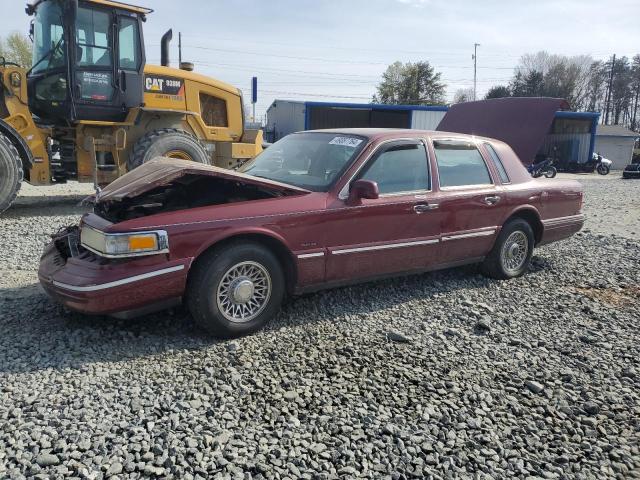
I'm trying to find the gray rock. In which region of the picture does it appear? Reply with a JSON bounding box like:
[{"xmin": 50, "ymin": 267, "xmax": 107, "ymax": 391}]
[
  {"xmin": 35, "ymin": 453, "xmax": 60, "ymax": 467},
  {"xmin": 475, "ymin": 319, "xmax": 491, "ymax": 332},
  {"xmin": 525, "ymin": 381, "xmax": 544, "ymax": 394},
  {"xmin": 106, "ymin": 462, "xmax": 123, "ymax": 477},
  {"xmin": 386, "ymin": 330, "xmax": 413, "ymax": 343},
  {"xmin": 583, "ymin": 402, "xmax": 600, "ymax": 415}
]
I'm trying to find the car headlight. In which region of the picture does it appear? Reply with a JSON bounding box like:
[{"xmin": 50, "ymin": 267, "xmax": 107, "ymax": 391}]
[{"xmin": 80, "ymin": 225, "xmax": 169, "ymax": 258}]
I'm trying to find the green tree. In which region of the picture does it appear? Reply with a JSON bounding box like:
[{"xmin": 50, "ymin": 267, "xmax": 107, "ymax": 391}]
[
  {"xmin": 0, "ymin": 32, "xmax": 32, "ymax": 68},
  {"xmin": 373, "ymin": 61, "xmax": 446, "ymax": 105},
  {"xmin": 485, "ymin": 85, "xmax": 511, "ymax": 99},
  {"xmin": 510, "ymin": 70, "xmax": 544, "ymax": 97}
]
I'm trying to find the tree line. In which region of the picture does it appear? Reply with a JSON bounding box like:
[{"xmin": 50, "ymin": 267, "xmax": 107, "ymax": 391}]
[{"xmin": 374, "ymin": 51, "xmax": 640, "ymax": 131}]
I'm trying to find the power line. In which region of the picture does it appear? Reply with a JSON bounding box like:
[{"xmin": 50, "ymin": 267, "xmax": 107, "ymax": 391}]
[{"xmin": 153, "ymin": 42, "xmax": 518, "ymax": 70}]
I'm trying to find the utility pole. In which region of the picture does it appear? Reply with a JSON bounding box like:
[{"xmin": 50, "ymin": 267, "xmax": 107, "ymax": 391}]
[
  {"xmin": 604, "ymin": 54, "xmax": 616, "ymax": 125},
  {"xmin": 473, "ymin": 43, "xmax": 480, "ymax": 101},
  {"xmin": 178, "ymin": 32, "xmax": 182, "ymax": 66}
]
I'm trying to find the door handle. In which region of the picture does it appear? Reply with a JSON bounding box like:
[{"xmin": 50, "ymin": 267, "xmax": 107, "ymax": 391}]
[
  {"xmin": 484, "ymin": 195, "xmax": 501, "ymax": 205},
  {"xmin": 413, "ymin": 203, "xmax": 439, "ymax": 214}
]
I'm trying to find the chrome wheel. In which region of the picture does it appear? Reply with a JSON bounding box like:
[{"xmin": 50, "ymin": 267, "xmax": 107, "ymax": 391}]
[
  {"xmin": 500, "ymin": 231, "xmax": 529, "ymax": 274},
  {"xmin": 216, "ymin": 261, "xmax": 271, "ymax": 323}
]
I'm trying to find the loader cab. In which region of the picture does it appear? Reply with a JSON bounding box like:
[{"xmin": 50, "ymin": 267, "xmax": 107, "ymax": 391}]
[{"xmin": 27, "ymin": 0, "xmax": 150, "ymax": 124}]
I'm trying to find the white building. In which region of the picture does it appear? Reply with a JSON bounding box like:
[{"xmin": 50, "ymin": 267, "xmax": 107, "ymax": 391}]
[{"xmin": 594, "ymin": 125, "xmax": 639, "ymax": 170}]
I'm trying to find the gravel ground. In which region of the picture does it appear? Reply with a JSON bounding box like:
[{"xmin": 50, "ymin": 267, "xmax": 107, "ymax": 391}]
[{"xmin": 1, "ymin": 177, "xmax": 639, "ymax": 479}]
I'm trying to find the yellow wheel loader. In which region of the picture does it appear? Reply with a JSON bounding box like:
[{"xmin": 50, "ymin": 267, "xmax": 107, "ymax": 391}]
[{"xmin": 0, "ymin": 0, "xmax": 263, "ymax": 213}]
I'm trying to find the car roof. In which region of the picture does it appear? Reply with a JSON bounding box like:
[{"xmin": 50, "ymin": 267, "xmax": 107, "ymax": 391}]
[{"xmin": 302, "ymin": 128, "xmax": 498, "ymax": 143}]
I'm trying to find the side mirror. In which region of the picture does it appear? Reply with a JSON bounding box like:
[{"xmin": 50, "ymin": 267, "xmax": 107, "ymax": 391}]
[{"xmin": 347, "ymin": 179, "xmax": 379, "ymax": 205}]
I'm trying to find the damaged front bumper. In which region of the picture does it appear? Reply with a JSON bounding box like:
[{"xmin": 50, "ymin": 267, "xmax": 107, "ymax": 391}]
[{"xmin": 38, "ymin": 226, "xmax": 189, "ymax": 318}]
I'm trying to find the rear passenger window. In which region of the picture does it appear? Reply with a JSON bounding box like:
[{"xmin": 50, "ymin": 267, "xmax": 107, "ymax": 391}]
[
  {"xmin": 485, "ymin": 143, "xmax": 510, "ymax": 183},
  {"xmin": 433, "ymin": 140, "xmax": 492, "ymax": 188},
  {"xmin": 359, "ymin": 142, "xmax": 429, "ymax": 194}
]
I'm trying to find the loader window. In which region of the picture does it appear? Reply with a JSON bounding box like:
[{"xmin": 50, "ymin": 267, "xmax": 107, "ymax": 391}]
[
  {"xmin": 31, "ymin": 1, "xmax": 65, "ymax": 74},
  {"xmin": 118, "ymin": 17, "xmax": 141, "ymax": 71},
  {"xmin": 76, "ymin": 8, "xmax": 112, "ymax": 67},
  {"xmin": 200, "ymin": 94, "xmax": 228, "ymax": 127}
]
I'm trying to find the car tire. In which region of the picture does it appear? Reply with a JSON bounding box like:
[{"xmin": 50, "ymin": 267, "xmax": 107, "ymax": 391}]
[
  {"xmin": 0, "ymin": 134, "xmax": 23, "ymax": 214},
  {"xmin": 127, "ymin": 128, "xmax": 210, "ymax": 171},
  {"xmin": 187, "ymin": 242, "xmax": 285, "ymax": 338},
  {"xmin": 481, "ymin": 218, "xmax": 534, "ymax": 280}
]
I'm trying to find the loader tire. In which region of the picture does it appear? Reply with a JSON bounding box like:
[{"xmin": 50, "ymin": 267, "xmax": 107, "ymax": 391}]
[
  {"xmin": 0, "ymin": 134, "xmax": 23, "ymax": 214},
  {"xmin": 127, "ymin": 128, "xmax": 210, "ymax": 171}
]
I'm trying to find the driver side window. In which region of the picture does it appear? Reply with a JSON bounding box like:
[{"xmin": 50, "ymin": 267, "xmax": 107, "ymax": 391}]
[{"xmin": 358, "ymin": 141, "xmax": 430, "ymax": 195}]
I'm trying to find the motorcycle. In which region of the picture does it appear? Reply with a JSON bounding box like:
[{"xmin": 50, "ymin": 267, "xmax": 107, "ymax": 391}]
[
  {"xmin": 562, "ymin": 153, "xmax": 612, "ymax": 174},
  {"xmin": 527, "ymin": 157, "xmax": 557, "ymax": 178},
  {"xmin": 593, "ymin": 153, "xmax": 612, "ymax": 175}
]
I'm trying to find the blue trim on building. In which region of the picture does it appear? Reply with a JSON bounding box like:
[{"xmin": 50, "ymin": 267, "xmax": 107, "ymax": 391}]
[
  {"xmin": 554, "ymin": 111, "xmax": 600, "ymax": 120},
  {"xmin": 554, "ymin": 110, "xmax": 600, "ymax": 162},
  {"xmin": 303, "ymin": 101, "xmax": 449, "ymax": 112},
  {"xmin": 588, "ymin": 114, "xmax": 601, "ymax": 160}
]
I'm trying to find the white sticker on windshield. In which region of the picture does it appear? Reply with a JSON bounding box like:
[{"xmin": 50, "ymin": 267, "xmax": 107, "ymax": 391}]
[{"xmin": 329, "ymin": 136, "xmax": 363, "ymax": 148}]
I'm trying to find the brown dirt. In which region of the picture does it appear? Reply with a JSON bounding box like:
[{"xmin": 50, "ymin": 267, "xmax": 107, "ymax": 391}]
[{"xmin": 575, "ymin": 285, "xmax": 640, "ymax": 308}]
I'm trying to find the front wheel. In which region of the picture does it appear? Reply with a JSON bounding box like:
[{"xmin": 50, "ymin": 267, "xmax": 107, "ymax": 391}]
[
  {"xmin": 127, "ymin": 128, "xmax": 210, "ymax": 171},
  {"xmin": 597, "ymin": 164, "xmax": 610, "ymax": 175},
  {"xmin": 187, "ymin": 242, "xmax": 285, "ymax": 338},
  {"xmin": 0, "ymin": 134, "xmax": 23, "ymax": 214},
  {"xmin": 481, "ymin": 218, "xmax": 534, "ymax": 280},
  {"xmin": 544, "ymin": 166, "xmax": 557, "ymax": 178}
]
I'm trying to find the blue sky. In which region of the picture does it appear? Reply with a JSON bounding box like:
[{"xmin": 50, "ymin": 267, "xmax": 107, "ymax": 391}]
[{"xmin": 4, "ymin": 0, "xmax": 640, "ymax": 119}]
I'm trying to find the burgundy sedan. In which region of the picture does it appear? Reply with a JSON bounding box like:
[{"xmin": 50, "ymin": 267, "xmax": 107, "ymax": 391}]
[{"xmin": 39, "ymin": 129, "xmax": 585, "ymax": 338}]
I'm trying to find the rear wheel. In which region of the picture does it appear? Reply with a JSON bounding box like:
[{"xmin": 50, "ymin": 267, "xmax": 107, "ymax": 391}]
[
  {"xmin": 127, "ymin": 128, "xmax": 210, "ymax": 171},
  {"xmin": 0, "ymin": 134, "xmax": 23, "ymax": 214},
  {"xmin": 481, "ymin": 218, "xmax": 534, "ymax": 280},
  {"xmin": 187, "ymin": 242, "xmax": 285, "ymax": 338}
]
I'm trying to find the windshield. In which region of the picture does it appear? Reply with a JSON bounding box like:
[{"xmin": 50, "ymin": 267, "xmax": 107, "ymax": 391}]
[
  {"xmin": 241, "ymin": 132, "xmax": 367, "ymax": 191},
  {"xmin": 31, "ymin": 0, "xmax": 65, "ymax": 74}
]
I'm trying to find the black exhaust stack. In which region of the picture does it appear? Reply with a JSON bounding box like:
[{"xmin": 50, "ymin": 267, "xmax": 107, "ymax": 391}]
[{"xmin": 160, "ymin": 29, "xmax": 173, "ymax": 67}]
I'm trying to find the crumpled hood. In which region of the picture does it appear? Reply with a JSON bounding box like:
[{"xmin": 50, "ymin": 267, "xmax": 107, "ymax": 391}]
[{"xmin": 96, "ymin": 157, "xmax": 310, "ymax": 203}]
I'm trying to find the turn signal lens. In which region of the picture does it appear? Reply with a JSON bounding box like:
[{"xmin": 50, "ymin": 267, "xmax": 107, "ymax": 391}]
[{"xmin": 128, "ymin": 235, "xmax": 158, "ymax": 251}]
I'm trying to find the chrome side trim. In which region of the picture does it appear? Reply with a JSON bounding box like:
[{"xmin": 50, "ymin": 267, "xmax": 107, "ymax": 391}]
[
  {"xmin": 297, "ymin": 252, "xmax": 325, "ymax": 259},
  {"xmin": 442, "ymin": 228, "xmax": 496, "ymax": 242},
  {"xmin": 52, "ymin": 265, "xmax": 185, "ymax": 292},
  {"xmin": 542, "ymin": 214, "xmax": 586, "ymax": 227},
  {"xmin": 332, "ymin": 238, "xmax": 439, "ymax": 255}
]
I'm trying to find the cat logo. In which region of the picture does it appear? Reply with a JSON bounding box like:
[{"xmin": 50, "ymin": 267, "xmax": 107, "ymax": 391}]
[
  {"xmin": 145, "ymin": 77, "xmax": 165, "ymax": 91},
  {"xmin": 143, "ymin": 75, "xmax": 184, "ymax": 96}
]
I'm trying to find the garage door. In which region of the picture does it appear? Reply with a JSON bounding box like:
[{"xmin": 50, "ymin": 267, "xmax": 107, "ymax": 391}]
[{"xmin": 595, "ymin": 139, "xmax": 634, "ymax": 170}]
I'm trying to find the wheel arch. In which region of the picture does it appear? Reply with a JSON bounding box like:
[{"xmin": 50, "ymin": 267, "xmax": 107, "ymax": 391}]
[
  {"xmin": 188, "ymin": 230, "xmax": 297, "ymax": 295},
  {"xmin": 503, "ymin": 206, "xmax": 543, "ymax": 245},
  {"xmin": 0, "ymin": 118, "xmax": 33, "ymax": 173}
]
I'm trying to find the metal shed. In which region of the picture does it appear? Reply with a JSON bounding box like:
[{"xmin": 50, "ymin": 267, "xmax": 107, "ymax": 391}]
[
  {"xmin": 265, "ymin": 100, "xmax": 448, "ymax": 142},
  {"xmin": 594, "ymin": 125, "xmax": 639, "ymax": 170}
]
